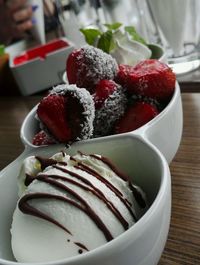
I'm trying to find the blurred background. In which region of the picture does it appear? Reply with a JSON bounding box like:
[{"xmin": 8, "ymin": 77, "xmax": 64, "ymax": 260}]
[{"xmin": 1, "ymin": 0, "xmax": 200, "ymax": 95}]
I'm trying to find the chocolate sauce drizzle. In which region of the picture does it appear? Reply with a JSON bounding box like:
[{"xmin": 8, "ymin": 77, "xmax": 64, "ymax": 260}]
[
  {"xmin": 18, "ymin": 193, "xmax": 72, "ymax": 235},
  {"xmin": 35, "ymin": 156, "xmax": 57, "ymax": 170},
  {"xmin": 19, "ymin": 152, "xmax": 146, "ymax": 253},
  {"xmin": 38, "ymin": 175, "xmax": 113, "ymax": 241},
  {"xmin": 72, "ymin": 162, "xmax": 137, "ymax": 221},
  {"xmin": 91, "ymin": 154, "xmax": 146, "ymax": 208},
  {"xmin": 52, "ymin": 165, "xmax": 129, "ymax": 229},
  {"xmin": 25, "ymin": 174, "xmax": 35, "ymax": 186},
  {"xmin": 74, "ymin": 242, "xmax": 89, "ymax": 251}
]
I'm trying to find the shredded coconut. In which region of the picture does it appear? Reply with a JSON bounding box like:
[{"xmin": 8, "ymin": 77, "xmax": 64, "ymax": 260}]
[
  {"xmin": 93, "ymin": 85, "xmax": 127, "ymax": 137},
  {"xmin": 76, "ymin": 45, "xmax": 118, "ymax": 89},
  {"xmin": 39, "ymin": 84, "xmax": 95, "ymax": 142}
]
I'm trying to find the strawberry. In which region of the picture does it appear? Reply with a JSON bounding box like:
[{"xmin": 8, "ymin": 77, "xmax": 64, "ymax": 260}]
[
  {"xmin": 37, "ymin": 94, "xmax": 72, "ymax": 142},
  {"xmin": 66, "ymin": 46, "xmax": 118, "ymax": 91},
  {"xmin": 114, "ymin": 101, "xmax": 159, "ymax": 134},
  {"xmin": 66, "ymin": 49, "xmax": 82, "ymax": 85},
  {"xmin": 117, "ymin": 60, "xmax": 176, "ymax": 101},
  {"xmin": 93, "ymin": 82, "xmax": 127, "ymax": 137},
  {"xmin": 37, "ymin": 84, "xmax": 95, "ymax": 144},
  {"xmin": 93, "ymin": 80, "xmax": 118, "ymax": 109},
  {"xmin": 115, "ymin": 64, "xmax": 133, "ymax": 87},
  {"xmin": 32, "ymin": 130, "xmax": 56, "ymax": 146}
]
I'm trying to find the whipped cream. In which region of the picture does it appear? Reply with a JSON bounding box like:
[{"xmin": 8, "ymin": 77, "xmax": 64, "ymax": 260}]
[{"xmin": 110, "ymin": 31, "xmax": 152, "ymax": 65}]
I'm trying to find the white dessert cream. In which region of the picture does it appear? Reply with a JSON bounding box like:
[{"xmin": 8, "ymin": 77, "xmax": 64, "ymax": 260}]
[
  {"xmin": 111, "ymin": 31, "xmax": 152, "ymax": 65},
  {"xmin": 11, "ymin": 151, "xmax": 147, "ymax": 263}
]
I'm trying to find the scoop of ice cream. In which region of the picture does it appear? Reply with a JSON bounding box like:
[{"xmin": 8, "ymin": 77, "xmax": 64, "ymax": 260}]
[{"xmin": 11, "ymin": 151, "xmax": 147, "ymax": 263}]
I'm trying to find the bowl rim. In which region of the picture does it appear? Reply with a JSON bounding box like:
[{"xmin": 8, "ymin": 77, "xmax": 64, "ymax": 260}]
[{"xmin": 0, "ymin": 134, "xmax": 171, "ymax": 265}]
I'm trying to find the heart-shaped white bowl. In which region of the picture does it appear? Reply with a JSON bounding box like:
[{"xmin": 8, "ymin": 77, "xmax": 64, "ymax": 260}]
[
  {"xmin": 0, "ymin": 134, "xmax": 171, "ymax": 265},
  {"xmin": 20, "ymin": 81, "xmax": 182, "ymax": 164}
]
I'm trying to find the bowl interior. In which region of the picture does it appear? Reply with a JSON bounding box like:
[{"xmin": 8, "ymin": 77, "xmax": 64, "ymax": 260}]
[
  {"xmin": 0, "ymin": 135, "xmax": 166, "ymax": 263},
  {"xmin": 148, "ymin": 44, "xmax": 166, "ymax": 61},
  {"xmin": 21, "ymin": 82, "xmax": 178, "ymax": 151}
]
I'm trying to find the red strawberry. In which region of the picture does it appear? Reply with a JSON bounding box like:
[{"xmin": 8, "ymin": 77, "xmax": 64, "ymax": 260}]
[
  {"xmin": 66, "ymin": 49, "xmax": 82, "ymax": 85},
  {"xmin": 117, "ymin": 60, "xmax": 176, "ymax": 101},
  {"xmin": 32, "ymin": 130, "xmax": 56, "ymax": 146},
  {"xmin": 93, "ymin": 80, "xmax": 118, "ymax": 109},
  {"xmin": 115, "ymin": 64, "xmax": 133, "ymax": 86},
  {"xmin": 37, "ymin": 94, "xmax": 72, "ymax": 142},
  {"xmin": 37, "ymin": 84, "xmax": 95, "ymax": 144},
  {"xmin": 66, "ymin": 46, "xmax": 118, "ymax": 91},
  {"xmin": 114, "ymin": 101, "xmax": 159, "ymax": 134}
]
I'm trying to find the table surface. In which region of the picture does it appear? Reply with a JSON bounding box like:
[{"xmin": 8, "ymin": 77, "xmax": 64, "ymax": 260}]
[{"xmin": 0, "ymin": 86, "xmax": 200, "ymax": 264}]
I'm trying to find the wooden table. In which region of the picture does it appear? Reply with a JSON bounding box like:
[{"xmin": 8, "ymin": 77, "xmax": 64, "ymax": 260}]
[{"xmin": 0, "ymin": 87, "xmax": 200, "ymax": 264}]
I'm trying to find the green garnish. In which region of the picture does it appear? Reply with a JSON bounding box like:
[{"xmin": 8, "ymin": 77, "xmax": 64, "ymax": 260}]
[
  {"xmin": 104, "ymin": 22, "xmax": 122, "ymax": 31},
  {"xmin": 124, "ymin": 26, "xmax": 147, "ymax": 45},
  {"xmin": 97, "ymin": 30, "xmax": 116, "ymax": 53},
  {"xmin": 0, "ymin": 45, "xmax": 5, "ymax": 56},
  {"xmin": 79, "ymin": 28, "xmax": 101, "ymax": 46},
  {"xmin": 80, "ymin": 22, "xmax": 147, "ymax": 53}
]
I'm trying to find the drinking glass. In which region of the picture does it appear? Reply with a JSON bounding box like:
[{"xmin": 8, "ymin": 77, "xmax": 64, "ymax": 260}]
[{"xmin": 145, "ymin": 0, "xmax": 200, "ymax": 74}]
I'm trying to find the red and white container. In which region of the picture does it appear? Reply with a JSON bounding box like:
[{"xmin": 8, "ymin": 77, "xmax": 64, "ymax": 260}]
[{"xmin": 9, "ymin": 38, "xmax": 74, "ymax": 95}]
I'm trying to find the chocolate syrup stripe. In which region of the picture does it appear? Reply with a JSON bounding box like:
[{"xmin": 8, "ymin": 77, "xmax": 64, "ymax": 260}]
[
  {"xmin": 91, "ymin": 154, "xmax": 129, "ymax": 181},
  {"xmin": 90, "ymin": 154, "xmax": 146, "ymax": 208},
  {"xmin": 74, "ymin": 242, "xmax": 89, "ymax": 251},
  {"xmin": 71, "ymin": 160, "xmax": 137, "ymax": 222},
  {"xmin": 75, "ymin": 163, "xmax": 123, "ymax": 197},
  {"xmin": 18, "ymin": 193, "xmax": 89, "ymax": 253},
  {"xmin": 37, "ymin": 176, "xmax": 113, "ymax": 241},
  {"xmin": 19, "ymin": 176, "xmax": 113, "ymax": 242},
  {"xmin": 18, "ymin": 193, "xmax": 72, "ymax": 235},
  {"xmin": 35, "ymin": 156, "xmax": 57, "ymax": 170},
  {"xmin": 25, "ymin": 174, "xmax": 35, "ymax": 186},
  {"xmin": 36, "ymin": 152, "xmax": 144, "ymax": 208},
  {"xmin": 51, "ymin": 166, "xmax": 129, "ymax": 229}
]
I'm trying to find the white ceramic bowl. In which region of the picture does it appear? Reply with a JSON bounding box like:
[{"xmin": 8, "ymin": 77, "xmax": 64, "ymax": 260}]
[
  {"xmin": 0, "ymin": 134, "xmax": 171, "ymax": 265},
  {"xmin": 20, "ymin": 82, "xmax": 182, "ymax": 164}
]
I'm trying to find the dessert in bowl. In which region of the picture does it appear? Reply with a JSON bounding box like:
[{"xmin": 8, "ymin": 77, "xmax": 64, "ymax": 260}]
[
  {"xmin": 0, "ymin": 26, "xmax": 176, "ymax": 265},
  {"xmin": 0, "ymin": 134, "xmax": 171, "ymax": 265},
  {"xmin": 20, "ymin": 45, "xmax": 182, "ymax": 163}
]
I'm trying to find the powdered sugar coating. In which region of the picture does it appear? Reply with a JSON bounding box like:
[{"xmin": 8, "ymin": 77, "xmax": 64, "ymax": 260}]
[
  {"xmin": 93, "ymin": 85, "xmax": 127, "ymax": 137},
  {"xmin": 76, "ymin": 46, "xmax": 118, "ymax": 89}
]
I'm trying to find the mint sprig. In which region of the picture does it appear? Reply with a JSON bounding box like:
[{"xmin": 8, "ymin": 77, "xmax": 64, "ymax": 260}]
[
  {"xmin": 104, "ymin": 22, "xmax": 122, "ymax": 31},
  {"xmin": 80, "ymin": 22, "xmax": 147, "ymax": 54},
  {"xmin": 79, "ymin": 28, "xmax": 101, "ymax": 46},
  {"xmin": 125, "ymin": 26, "xmax": 147, "ymax": 45},
  {"xmin": 97, "ymin": 30, "xmax": 116, "ymax": 53}
]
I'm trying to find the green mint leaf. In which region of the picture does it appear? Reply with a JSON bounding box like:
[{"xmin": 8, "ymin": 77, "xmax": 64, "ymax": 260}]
[
  {"xmin": 97, "ymin": 30, "xmax": 116, "ymax": 53},
  {"xmin": 125, "ymin": 26, "xmax": 147, "ymax": 45},
  {"xmin": 80, "ymin": 28, "xmax": 102, "ymax": 46},
  {"xmin": 104, "ymin": 22, "xmax": 122, "ymax": 31},
  {"xmin": 0, "ymin": 45, "xmax": 5, "ymax": 56}
]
